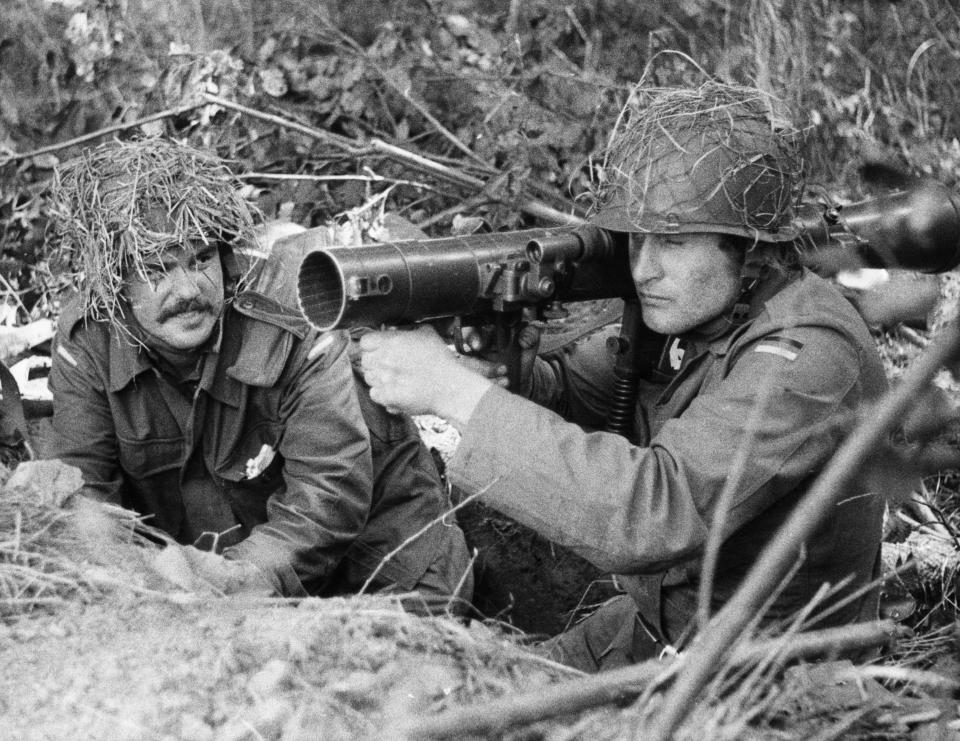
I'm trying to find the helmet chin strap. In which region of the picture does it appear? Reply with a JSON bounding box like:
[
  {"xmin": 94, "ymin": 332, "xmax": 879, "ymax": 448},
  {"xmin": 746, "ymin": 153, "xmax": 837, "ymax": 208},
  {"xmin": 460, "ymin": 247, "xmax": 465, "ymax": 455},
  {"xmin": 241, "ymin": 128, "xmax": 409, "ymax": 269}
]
[{"xmin": 730, "ymin": 262, "xmax": 763, "ymax": 324}]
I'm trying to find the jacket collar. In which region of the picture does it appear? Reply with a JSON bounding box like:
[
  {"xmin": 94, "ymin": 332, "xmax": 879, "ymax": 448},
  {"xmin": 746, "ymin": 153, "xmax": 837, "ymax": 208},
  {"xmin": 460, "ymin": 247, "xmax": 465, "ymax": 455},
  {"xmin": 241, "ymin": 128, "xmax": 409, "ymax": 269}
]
[
  {"xmin": 105, "ymin": 312, "xmax": 226, "ymax": 393},
  {"xmin": 692, "ymin": 270, "xmax": 796, "ymax": 359},
  {"xmin": 107, "ymin": 331, "xmax": 155, "ymax": 393},
  {"xmin": 207, "ymin": 293, "xmax": 307, "ymax": 405},
  {"xmin": 103, "ymin": 296, "xmax": 302, "ymax": 402}
]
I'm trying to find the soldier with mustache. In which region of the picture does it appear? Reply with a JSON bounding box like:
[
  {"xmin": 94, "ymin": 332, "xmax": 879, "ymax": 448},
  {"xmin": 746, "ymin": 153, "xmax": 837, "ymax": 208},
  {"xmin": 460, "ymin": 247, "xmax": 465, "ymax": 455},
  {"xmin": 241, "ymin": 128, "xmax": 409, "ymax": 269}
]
[{"xmin": 46, "ymin": 138, "xmax": 471, "ymax": 608}]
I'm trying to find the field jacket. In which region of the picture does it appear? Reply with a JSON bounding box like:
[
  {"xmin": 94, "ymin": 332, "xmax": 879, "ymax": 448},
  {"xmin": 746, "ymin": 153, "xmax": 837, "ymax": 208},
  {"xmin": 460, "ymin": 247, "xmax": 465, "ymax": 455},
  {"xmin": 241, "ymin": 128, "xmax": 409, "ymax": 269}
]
[
  {"xmin": 448, "ymin": 269, "xmax": 887, "ymax": 638},
  {"xmin": 49, "ymin": 241, "xmax": 453, "ymax": 596}
]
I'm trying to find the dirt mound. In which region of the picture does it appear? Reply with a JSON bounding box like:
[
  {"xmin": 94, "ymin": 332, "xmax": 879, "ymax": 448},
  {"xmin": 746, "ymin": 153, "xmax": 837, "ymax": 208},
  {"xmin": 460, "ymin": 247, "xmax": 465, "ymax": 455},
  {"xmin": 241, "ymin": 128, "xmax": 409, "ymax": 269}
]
[{"xmin": 0, "ymin": 596, "xmax": 568, "ymax": 741}]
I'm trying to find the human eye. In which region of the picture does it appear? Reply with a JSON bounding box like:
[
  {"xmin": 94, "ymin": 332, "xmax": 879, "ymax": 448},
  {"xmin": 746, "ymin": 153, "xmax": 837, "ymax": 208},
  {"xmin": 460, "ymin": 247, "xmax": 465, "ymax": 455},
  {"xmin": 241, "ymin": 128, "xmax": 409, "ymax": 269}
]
[
  {"xmin": 140, "ymin": 261, "xmax": 166, "ymax": 285},
  {"xmin": 195, "ymin": 246, "xmax": 219, "ymax": 268}
]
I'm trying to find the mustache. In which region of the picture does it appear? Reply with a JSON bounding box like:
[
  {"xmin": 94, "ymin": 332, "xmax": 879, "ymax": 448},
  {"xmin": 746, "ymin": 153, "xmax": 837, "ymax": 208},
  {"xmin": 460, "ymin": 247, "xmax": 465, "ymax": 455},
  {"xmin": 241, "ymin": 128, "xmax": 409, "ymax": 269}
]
[{"xmin": 157, "ymin": 298, "xmax": 216, "ymax": 323}]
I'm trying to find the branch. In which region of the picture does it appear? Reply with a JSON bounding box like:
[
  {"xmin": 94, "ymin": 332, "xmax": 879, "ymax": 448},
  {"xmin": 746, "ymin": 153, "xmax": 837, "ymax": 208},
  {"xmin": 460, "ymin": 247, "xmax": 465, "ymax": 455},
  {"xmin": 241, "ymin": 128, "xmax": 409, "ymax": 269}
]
[
  {"xmin": 373, "ymin": 66, "xmax": 493, "ymax": 172},
  {"xmin": 203, "ymin": 94, "xmax": 585, "ymax": 227},
  {"xmin": 317, "ymin": 14, "xmax": 495, "ymax": 172},
  {"xmin": 506, "ymin": 0, "xmax": 523, "ymax": 37},
  {"xmin": 234, "ymin": 170, "xmax": 438, "ymax": 192},
  {"xmin": 203, "ymin": 93, "xmax": 362, "ymax": 154},
  {"xmin": 646, "ymin": 318, "xmax": 960, "ymax": 741},
  {"xmin": 0, "ymin": 104, "xmax": 205, "ymax": 166},
  {"xmin": 359, "ymin": 488, "xmax": 485, "ymax": 594},
  {"xmin": 402, "ymin": 620, "xmax": 903, "ymax": 738},
  {"xmin": 697, "ymin": 368, "xmax": 779, "ymax": 629}
]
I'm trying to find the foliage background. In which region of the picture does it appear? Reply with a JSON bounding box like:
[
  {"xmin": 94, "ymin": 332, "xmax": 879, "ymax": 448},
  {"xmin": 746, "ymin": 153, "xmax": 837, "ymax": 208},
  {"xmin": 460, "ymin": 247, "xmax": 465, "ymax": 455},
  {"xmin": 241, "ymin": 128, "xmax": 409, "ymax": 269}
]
[{"xmin": 4, "ymin": 0, "xmax": 960, "ymax": 321}]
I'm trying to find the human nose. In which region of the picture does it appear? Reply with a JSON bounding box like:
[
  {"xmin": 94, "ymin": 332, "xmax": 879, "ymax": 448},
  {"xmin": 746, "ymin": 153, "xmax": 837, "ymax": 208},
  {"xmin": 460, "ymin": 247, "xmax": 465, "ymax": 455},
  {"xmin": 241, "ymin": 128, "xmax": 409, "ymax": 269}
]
[
  {"xmin": 169, "ymin": 263, "xmax": 203, "ymax": 298},
  {"xmin": 630, "ymin": 235, "xmax": 663, "ymax": 285}
]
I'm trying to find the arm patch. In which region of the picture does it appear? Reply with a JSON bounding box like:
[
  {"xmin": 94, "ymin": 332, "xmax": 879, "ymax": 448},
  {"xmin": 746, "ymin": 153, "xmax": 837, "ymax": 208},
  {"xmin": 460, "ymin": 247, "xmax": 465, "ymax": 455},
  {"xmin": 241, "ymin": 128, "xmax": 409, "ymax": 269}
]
[
  {"xmin": 56, "ymin": 344, "xmax": 79, "ymax": 367},
  {"xmin": 753, "ymin": 335, "xmax": 804, "ymax": 361}
]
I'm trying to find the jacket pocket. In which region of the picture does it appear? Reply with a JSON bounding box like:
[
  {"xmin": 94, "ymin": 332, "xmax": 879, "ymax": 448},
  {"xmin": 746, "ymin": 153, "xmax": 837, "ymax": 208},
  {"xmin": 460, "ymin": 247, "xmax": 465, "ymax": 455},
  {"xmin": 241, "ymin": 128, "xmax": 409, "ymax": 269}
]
[
  {"xmin": 213, "ymin": 421, "xmax": 284, "ymax": 489},
  {"xmin": 213, "ymin": 422, "xmax": 284, "ymax": 533},
  {"xmin": 117, "ymin": 435, "xmax": 184, "ymax": 479}
]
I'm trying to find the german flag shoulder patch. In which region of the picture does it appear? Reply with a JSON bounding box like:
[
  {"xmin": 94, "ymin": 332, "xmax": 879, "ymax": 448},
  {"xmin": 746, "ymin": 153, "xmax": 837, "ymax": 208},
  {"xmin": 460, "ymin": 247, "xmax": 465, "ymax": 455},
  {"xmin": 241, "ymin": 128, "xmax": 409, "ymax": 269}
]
[{"xmin": 753, "ymin": 335, "xmax": 804, "ymax": 361}]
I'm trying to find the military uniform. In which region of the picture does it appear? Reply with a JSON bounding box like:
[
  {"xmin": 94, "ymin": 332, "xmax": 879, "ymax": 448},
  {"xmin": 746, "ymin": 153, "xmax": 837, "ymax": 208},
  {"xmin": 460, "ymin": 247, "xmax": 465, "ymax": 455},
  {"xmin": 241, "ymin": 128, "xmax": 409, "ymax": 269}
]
[
  {"xmin": 447, "ymin": 270, "xmax": 886, "ymax": 668},
  {"xmin": 49, "ymin": 241, "xmax": 471, "ymax": 603}
]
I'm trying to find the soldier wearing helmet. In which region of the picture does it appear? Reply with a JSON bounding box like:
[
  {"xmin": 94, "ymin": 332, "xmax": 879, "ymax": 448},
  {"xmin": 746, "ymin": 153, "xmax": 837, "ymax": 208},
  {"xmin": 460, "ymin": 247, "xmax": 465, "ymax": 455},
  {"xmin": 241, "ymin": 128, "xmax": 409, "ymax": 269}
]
[
  {"xmin": 357, "ymin": 83, "xmax": 886, "ymax": 669},
  {"xmin": 47, "ymin": 138, "xmax": 472, "ymax": 609}
]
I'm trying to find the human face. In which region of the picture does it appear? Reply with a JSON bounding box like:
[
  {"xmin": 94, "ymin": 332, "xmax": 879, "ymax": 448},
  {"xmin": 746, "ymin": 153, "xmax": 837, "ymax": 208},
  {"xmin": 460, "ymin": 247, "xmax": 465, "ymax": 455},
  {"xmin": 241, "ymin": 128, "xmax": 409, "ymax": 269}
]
[
  {"xmin": 124, "ymin": 242, "xmax": 225, "ymax": 351},
  {"xmin": 629, "ymin": 232, "xmax": 742, "ymax": 335}
]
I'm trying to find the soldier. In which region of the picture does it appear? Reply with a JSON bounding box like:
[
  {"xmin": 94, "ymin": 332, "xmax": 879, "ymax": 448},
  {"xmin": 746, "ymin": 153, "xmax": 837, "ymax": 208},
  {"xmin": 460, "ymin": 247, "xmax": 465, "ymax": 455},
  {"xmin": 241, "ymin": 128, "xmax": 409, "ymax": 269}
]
[
  {"xmin": 47, "ymin": 138, "xmax": 471, "ymax": 610},
  {"xmin": 357, "ymin": 83, "xmax": 886, "ymax": 668}
]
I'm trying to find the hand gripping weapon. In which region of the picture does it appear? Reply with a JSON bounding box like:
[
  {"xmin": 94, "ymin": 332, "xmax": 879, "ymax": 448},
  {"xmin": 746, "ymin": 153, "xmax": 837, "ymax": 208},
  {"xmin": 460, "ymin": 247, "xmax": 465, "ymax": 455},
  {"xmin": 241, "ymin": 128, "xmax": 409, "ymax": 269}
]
[{"xmin": 294, "ymin": 181, "xmax": 960, "ymax": 435}]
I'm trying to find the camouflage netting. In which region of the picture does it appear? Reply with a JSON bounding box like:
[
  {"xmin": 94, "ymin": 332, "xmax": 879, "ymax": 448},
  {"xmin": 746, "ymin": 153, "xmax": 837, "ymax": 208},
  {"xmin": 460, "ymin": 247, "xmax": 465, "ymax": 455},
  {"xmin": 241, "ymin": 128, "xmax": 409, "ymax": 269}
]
[
  {"xmin": 47, "ymin": 137, "xmax": 260, "ymax": 330},
  {"xmin": 590, "ymin": 81, "xmax": 805, "ymax": 243}
]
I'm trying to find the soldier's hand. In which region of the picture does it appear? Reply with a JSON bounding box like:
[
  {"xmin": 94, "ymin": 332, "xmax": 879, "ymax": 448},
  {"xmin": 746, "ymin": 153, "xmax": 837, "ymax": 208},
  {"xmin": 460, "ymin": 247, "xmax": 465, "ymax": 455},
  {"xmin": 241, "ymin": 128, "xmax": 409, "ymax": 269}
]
[
  {"xmin": 455, "ymin": 353, "xmax": 509, "ymax": 386},
  {"xmin": 150, "ymin": 544, "xmax": 278, "ymax": 597},
  {"xmin": 358, "ymin": 325, "xmax": 495, "ymax": 428},
  {"xmin": 454, "ymin": 323, "xmax": 538, "ymax": 394}
]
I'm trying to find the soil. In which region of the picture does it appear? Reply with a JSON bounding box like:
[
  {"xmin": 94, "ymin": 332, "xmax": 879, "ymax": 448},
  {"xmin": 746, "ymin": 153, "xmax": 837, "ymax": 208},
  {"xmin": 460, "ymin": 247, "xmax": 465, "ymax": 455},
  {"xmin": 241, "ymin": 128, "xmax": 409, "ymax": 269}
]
[
  {"xmin": 0, "ymin": 595, "xmax": 568, "ymax": 741},
  {"xmin": 456, "ymin": 500, "xmax": 619, "ymax": 636}
]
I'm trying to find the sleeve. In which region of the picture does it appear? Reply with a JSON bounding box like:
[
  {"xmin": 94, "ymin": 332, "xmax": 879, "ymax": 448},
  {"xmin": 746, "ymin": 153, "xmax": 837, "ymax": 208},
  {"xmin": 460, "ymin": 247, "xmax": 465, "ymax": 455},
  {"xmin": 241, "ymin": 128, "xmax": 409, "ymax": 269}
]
[
  {"xmin": 223, "ymin": 333, "xmax": 375, "ymax": 594},
  {"xmin": 447, "ymin": 324, "xmax": 864, "ymax": 575},
  {"xmin": 47, "ymin": 328, "xmax": 125, "ymax": 503},
  {"xmin": 527, "ymin": 327, "xmax": 619, "ymax": 428}
]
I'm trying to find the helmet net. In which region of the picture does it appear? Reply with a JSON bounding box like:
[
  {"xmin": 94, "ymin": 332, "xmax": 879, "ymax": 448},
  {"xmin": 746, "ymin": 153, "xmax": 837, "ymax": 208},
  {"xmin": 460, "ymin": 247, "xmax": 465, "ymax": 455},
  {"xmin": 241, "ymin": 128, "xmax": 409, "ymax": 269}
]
[{"xmin": 591, "ymin": 81, "xmax": 804, "ymax": 242}]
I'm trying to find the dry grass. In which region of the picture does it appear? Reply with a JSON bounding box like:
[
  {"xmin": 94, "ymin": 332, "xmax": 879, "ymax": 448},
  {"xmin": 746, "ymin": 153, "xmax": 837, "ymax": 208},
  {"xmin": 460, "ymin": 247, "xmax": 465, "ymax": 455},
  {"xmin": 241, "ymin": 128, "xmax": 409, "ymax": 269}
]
[
  {"xmin": 0, "ymin": 459, "xmax": 176, "ymax": 617},
  {"xmin": 47, "ymin": 137, "xmax": 260, "ymax": 333},
  {"xmin": 0, "ymin": 457, "xmax": 956, "ymax": 739}
]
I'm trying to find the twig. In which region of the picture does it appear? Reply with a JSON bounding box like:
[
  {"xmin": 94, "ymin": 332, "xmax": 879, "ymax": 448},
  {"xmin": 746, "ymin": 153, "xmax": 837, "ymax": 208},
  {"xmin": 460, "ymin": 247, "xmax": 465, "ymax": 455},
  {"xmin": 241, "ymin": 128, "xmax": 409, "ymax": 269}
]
[
  {"xmin": 359, "ymin": 488, "xmax": 486, "ymax": 594},
  {"xmin": 402, "ymin": 620, "xmax": 902, "ymax": 739},
  {"xmin": 0, "ymin": 104, "xmax": 204, "ymax": 165},
  {"xmin": 897, "ymin": 324, "xmax": 929, "ymax": 349},
  {"xmin": 203, "ymin": 93, "xmax": 362, "ymax": 154},
  {"xmin": 313, "ymin": 20, "xmax": 494, "ymax": 172},
  {"xmin": 204, "ymin": 93, "xmax": 585, "ymax": 227},
  {"xmin": 371, "ymin": 64, "xmax": 493, "ymax": 172},
  {"xmin": 369, "ymin": 137, "xmax": 486, "ymax": 189},
  {"xmin": 839, "ymin": 664, "xmax": 960, "ymax": 691},
  {"xmin": 444, "ymin": 547, "xmax": 478, "ymax": 619},
  {"xmin": 805, "ymin": 706, "xmax": 879, "ymax": 741},
  {"xmin": 367, "ymin": 139, "xmax": 583, "ymax": 225},
  {"xmin": 697, "ymin": 363, "xmax": 779, "ymax": 629},
  {"xmin": 0, "ymin": 271, "xmax": 30, "ymax": 319},
  {"xmin": 234, "ymin": 171, "xmax": 438, "ymax": 192},
  {"xmin": 412, "ymin": 194, "xmax": 492, "ymax": 228},
  {"xmin": 646, "ymin": 318, "xmax": 960, "ymax": 741},
  {"xmin": 908, "ymin": 486, "xmax": 956, "ymax": 540},
  {"xmin": 505, "ymin": 0, "xmax": 523, "ymax": 37}
]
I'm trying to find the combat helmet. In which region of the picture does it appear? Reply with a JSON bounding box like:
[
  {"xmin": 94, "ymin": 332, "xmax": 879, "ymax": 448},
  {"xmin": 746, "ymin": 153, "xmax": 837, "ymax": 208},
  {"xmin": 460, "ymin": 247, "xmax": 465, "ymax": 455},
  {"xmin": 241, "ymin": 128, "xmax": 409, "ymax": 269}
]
[{"xmin": 590, "ymin": 82, "xmax": 803, "ymax": 243}]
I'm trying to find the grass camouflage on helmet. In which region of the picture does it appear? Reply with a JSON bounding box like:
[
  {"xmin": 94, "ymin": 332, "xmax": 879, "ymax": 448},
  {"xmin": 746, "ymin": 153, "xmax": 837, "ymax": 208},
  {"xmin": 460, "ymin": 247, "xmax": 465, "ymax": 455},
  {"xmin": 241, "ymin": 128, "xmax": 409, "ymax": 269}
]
[
  {"xmin": 590, "ymin": 81, "xmax": 804, "ymax": 243},
  {"xmin": 49, "ymin": 138, "xmax": 259, "ymax": 331}
]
